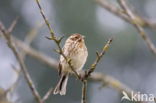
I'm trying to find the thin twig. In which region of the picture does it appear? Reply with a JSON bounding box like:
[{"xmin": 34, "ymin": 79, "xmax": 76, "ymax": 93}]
[
  {"xmin": 8, "ymin": 17, "xmax": 19, "ymax": 33},
  {"xmin": 81, "ymin": 80, "xmax": 87, "ymax": 103},
  {"xmin": 42, "ymin": 87, "xmax": 54, "ymax": 101},
  {"xmin": 0, "ymin": 21, "xmax": 43, "ymax": 103},
  {"xmin": 35, "ymin": 0, "xmax": 55, "ymax": 37},
  {"xmin": 34, "ymin": 0, "xmax": 80, "ymax": 79},
  {"xmin": 85, "ymin": 38, "xmax": 113, "ymax": 78}
]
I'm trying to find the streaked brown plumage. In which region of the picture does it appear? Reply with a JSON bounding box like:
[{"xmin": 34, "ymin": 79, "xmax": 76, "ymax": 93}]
[{"xmin": 53, "ymin": 33, "xmax": 88, "ymax": 95}]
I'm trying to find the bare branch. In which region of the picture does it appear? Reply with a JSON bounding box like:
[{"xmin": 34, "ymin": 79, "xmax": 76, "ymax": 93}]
[
  {"xmin": 118, "ymin": 0, "xmax": 156, "ymax": 55},
  {"xmin": 35, "ymin": 0, "xmax": 55, "ymax": 37},
  {"xmin": 97, "ymin": 0, "xmax": 156, "ymax": 29},
  {"xmin": 0, "ymin": 21, "xmax": 43, "ymax": 103},
  {"xmin": 97, "ymin": 0, "xmax": 156, "ymax": 55},
  {"xmin": 81, "ymin": 80, "xmax": 87, "ymax": 103},
  {"xmin": 8, "ymin": 17, "xmax": 19, "ymax": 33},
  {"xmin": 85, "ymin": 38, "xmax": 113, "ymax": 78},
  {"xmin": 42, "ymin": 87, "xmax": 54, "ymax": 101}
]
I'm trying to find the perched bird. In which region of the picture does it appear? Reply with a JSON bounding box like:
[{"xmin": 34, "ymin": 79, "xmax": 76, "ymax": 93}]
[{"xmin": 53, "ymin": 33, "xmax": 88, "ymax": 95}]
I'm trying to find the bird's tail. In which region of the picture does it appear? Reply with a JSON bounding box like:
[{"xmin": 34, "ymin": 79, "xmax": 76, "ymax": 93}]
[{"xmin": 53, "ymin": 74, "xmax": 69, "ymax": 95}]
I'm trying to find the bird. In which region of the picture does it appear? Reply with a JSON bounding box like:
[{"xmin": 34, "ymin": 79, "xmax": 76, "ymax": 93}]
[{"xmin": 53, "ymin": 33, "xmax": 88, "ymax": 95}]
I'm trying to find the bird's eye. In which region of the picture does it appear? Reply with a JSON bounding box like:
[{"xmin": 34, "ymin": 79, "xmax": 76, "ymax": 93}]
[{"xmin": 75, "ymin": 36, "xmax": 78, "ymax": 39}]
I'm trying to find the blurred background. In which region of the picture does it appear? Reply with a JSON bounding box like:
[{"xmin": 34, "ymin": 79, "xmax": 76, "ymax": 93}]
[{"xmin": 0, "ymin": 0, "xmax": 156, "ymax": 103}]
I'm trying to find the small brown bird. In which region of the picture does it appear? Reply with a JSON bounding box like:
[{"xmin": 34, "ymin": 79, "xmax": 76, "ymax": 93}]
[{"xmin": 53, "ymin": 33, "xmax": 88, "ymax": 95}]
